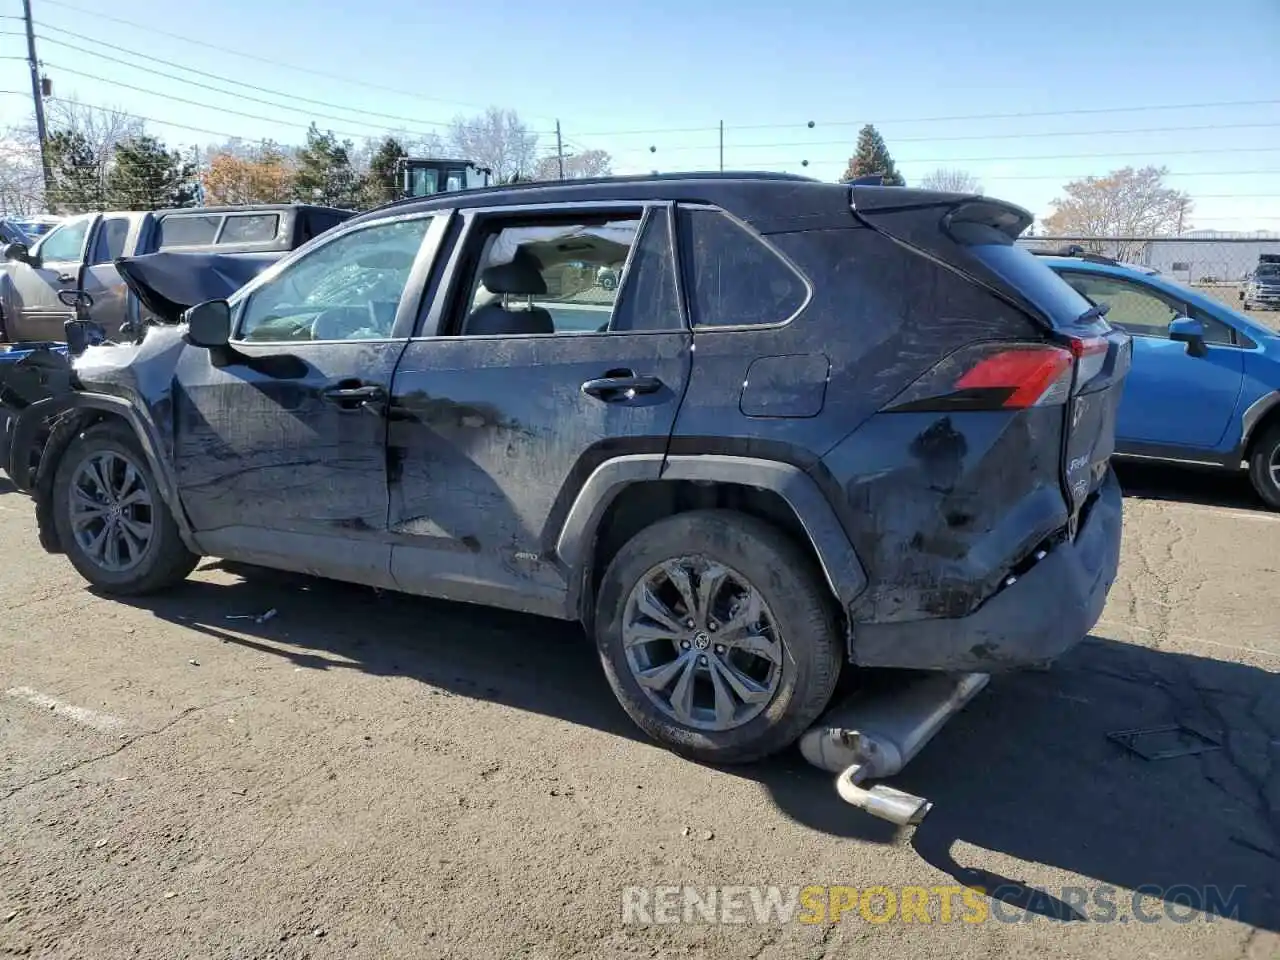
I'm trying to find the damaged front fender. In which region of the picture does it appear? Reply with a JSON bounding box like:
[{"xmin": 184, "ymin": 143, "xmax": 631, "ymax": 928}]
[{"xmin": 11, "ymin": 391, "xmax": 199, "ymax": 557}]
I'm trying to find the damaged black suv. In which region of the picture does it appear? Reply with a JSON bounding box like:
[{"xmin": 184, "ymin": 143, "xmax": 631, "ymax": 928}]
[{"xmin": 4, "ymin": 174, "xmax": 1129, "ymax": 763}]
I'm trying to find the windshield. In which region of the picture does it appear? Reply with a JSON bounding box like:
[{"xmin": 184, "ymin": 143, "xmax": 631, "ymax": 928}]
[{"xmin": 1255, "ymin": 264, "xmax": 1280, "ymax": 279}]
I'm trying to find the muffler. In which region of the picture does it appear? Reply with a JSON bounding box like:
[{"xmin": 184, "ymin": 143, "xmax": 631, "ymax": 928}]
[{"xmin": 799, "ymin": 672, "xmax": 989, "ymax": 825}]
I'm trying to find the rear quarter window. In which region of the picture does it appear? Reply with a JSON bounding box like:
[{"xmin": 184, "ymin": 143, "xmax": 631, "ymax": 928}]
[
  {"xmin": 218, "ymin": 213, "xmax": 279, "ymax": 244},
  {"xmin": 156, "ymin": 214, "xmax": 221, "ymax": 249},
  {"xmin": 679, "ymin": 207, "xmax": 808, "ymax": 328}
]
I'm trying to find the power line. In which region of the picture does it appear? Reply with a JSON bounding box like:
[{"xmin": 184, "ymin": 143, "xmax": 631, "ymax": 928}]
[
  {"xmin": 646, "ymin": 121, "xmax": 1280, "ymax": 153},
  {"xmin": 35, "ymin": 24, "xmax": 474, "ymax": 135},
  {"xmin": 36, "ymin": 34, "xmax": 452, "ymax": 141},
  {"xmin": 573, "ymin": 99, "xmax": 1280, "ymax": 137},
  {"xmin": 37, "ymin": 0, "xmax": 539, "ymax": 120},
  {"xmin": 624, "ymin": 146, "xmax": 1280, "ymax": 166},
  {"xmin": 44, "ymin": 63, "xmax": 395, "ymax": 141},
  {"xmin": 43, "ymin": 94, "xmax": 243, "ymax": 140}
]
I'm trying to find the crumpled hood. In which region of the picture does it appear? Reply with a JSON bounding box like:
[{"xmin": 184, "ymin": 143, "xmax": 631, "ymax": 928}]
[{"xmin": 116, "ymin": 251, "xmax": 271, "ymax": 323}]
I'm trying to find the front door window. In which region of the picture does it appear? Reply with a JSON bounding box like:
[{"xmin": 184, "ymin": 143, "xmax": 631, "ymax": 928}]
[
  {"xmin": 236, "ymin": 217, "xmax": 433, "ymax": 343},
  {"xmin": 35, "ymin": 216, "xmax": 91, "ymax": 262}
]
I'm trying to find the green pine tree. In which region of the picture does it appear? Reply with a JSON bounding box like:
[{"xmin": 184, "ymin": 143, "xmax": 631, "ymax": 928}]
[
  {"xmin": 294, "ymin": 124, "xmax": 359, "ymax": 208},
  {"xmin": 44, "ymin": 130, "xmax": 103, "ymax": 214},
  {"xmin": 359, "ymin": 136, "xmax": 408, "ymax": 209},
  {"xmin": 106, "ymin": 136, "xmax": 197, "ymax": 210},
  {"xmin": 843, "ymin": 124, "xmax": 905, "ymax": 186}
]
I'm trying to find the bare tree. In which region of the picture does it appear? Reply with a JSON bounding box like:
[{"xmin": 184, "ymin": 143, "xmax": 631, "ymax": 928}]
[
  {"xmin": 919, "ymin": 168, "xmax": 982, "ymax": 194},
  {"xmin": 0, "ymin": 123, "xmax": 45, "ymax": 215},
  {"xmin": 447, "ymin": 108, "xmax": 539, "ymax": 182},
  {"xmin": 533, "ymin": 148, "xmax": 613, "ymax": 181},
  {"xmin": 1042, "ymin": 166, "xmax": 1192, "ymax": 261}
]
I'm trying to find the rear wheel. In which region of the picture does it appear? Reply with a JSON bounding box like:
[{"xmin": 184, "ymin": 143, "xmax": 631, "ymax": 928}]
[
  {"xmin": 1247, "ymin": 422, "xmax": 1280, "ymax": 511},
  {"xmin": 594, "ymin": 509, "xmax": 842, "ymax": 764},
  {"xmin": 52, "ymin": 420, "xmax": 199, "ymax": 594}
]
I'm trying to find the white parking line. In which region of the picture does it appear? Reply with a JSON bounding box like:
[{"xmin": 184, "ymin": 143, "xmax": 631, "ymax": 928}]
[
  {"xmin": 4, "ymin": 686, "xmax": 129, "ymax": 734},
  {"xmin": 1126, "ymin": 498, "xmax": 1280, "ymax": 523}
]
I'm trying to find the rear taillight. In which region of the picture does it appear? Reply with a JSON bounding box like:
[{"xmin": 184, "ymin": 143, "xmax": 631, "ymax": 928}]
[
  {"xmin": 885, "ymin": 340, "xmax": 1093, "ymax": 413},
  {"xmin": 1068, "ymin": 335, "xmax": 1110, "ymax": 387}
]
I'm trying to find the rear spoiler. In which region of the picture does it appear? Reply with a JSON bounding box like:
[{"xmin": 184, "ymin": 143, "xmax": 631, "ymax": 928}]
[{"xmin": 849, "ymin": 187, "xmax": 1051, "ymax": 326}]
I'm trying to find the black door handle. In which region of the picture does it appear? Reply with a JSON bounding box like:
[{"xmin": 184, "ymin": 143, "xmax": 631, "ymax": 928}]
[
  {"xmin": 581, "ymin": 373, "xmax": 664, "ymax": 400},
  {"xmin": 322, "ymin": 383, "xmax": 386, "ymax": 409}
]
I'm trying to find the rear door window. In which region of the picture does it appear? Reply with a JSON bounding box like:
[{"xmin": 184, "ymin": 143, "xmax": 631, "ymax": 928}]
[
  {"xmin": 89, "ymin": 216, "xmax": 130, "ymax": 264},
  {"xmin": 678, "ymin": 207, "xmax": 807, "ymax": 328},
  {"xmin": 156, "ymin": 214, "xmax": 221, "ymax": 248}
]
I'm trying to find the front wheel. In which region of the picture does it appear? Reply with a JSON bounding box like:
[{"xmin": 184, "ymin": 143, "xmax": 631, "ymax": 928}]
[
  {"xmin": 594, "ymin": 510, "xmax": 842, "ymax": 764},
  {"xmin": 1247, "ymin": 422, "xmax": 1280, "ymax": 511},
  {"xmin": 52, "ymin": 420, "xmax": 199, "ymax": 594}
]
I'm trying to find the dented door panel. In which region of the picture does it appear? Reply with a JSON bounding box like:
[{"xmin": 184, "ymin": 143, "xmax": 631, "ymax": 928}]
[
  {"xmin": 173, "ymin": 340, "xmax": 404, "ymax": 586},
  {"xmin": 386, "ymin": 332, "xmax": 691, "ymax": 616}
]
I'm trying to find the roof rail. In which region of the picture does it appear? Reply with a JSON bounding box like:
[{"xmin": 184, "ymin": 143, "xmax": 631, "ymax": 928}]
[{"xmin": 369, "ymin": 170, "xmax": 823, "ymax": 214}]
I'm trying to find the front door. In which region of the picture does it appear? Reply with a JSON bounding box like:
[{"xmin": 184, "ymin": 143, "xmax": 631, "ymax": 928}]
[
  {"xmin": 387, "ymin": 203, "xmax": 692, "ymax": 616},
  {"xmin": 172, "ymin": 212, "xmax": 447, "ymax": 586},
  {"xmin": 7, "ymin": 214, "xmax": 94, "ymax": 342},
  {"xmin": 1059, "ymin": 271, "xmax": 1244, "ymax": 449}
]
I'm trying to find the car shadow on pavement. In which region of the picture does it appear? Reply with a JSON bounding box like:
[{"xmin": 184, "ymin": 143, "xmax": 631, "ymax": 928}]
[
  {"xmin": 109, "ymin": 564, "xmax": 1280, "ymax": 932},
  {"xmin": 1115, "ymin": 460, "xmax": 1270, "ymax": 512},
  {"xmin": 899, "ymin": 637, "xmax": 1280, "ymax": 931}
]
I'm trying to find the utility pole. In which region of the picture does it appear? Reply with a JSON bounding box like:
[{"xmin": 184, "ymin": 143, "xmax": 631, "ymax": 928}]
[
  {"xmin": 1176, "ymin": 198, "xmax": 1187, "ymax": 236},
  {"xmin": 555, "ymin": 120, "xmax": 565, "ymax": 180},
  {"xmin": 22, "ymin": 0, "xmax": 52, "ymax": 205},
  {"xmin": 718, "ymin": 120, "xmax": 724, "ymax": 172}
]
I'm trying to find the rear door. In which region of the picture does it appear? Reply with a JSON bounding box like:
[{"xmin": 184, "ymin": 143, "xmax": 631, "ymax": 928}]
[
  {"xmin": 81, "ymin": 214, "xmax": 136, "ymax": 335},
  {"xmin": 7, "ymin": 214, "xmax": 95, "ymax": 341},
  {"xmin": 386, "ymin": 202, "xmax": 691, "ymax": 616},
  {"xmin": 172, "ymin": 212, "xmax": 447, "ymax": 587}
]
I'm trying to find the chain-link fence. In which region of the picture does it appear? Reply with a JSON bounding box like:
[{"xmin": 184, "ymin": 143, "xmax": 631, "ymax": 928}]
[
  {"xmin": 1017, "ymin": 235, "xmax": 1280, "ymax": 319},
  {"xmin": 1017, "ymin": 235, "xmax": 1280, "ymax": 330}
]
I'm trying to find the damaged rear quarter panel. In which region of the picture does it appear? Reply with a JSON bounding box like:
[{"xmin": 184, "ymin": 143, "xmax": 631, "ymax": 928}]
[{"xmin": 823, "ymin": 405, "xmax": 1069, "ymax": 623}]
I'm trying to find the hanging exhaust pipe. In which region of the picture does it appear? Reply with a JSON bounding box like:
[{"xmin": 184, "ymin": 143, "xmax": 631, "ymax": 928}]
[{"xmin": 799, "ymin": 672, "xmax": 990, "ymax": 825}]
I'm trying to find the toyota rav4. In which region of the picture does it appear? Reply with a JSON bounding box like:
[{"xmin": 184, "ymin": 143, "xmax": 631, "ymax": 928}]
[{"xmin": 4, "ymin": 173, "xmax": 1129, "ymax": 763}]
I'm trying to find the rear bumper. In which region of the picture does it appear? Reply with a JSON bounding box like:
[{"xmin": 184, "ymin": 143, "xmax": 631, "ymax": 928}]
[{"xmin": 850, "ymin": 469, "xmax": 1123, "ymax": 671}]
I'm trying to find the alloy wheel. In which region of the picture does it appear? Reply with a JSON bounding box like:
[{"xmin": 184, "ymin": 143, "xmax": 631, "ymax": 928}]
[
  {"xmin": 621, "ymin": 557, "xmax": 783, "ymax": 731},
  {"xmin": 67, "ymin": 450, "xmax": 154, "ymax": 573}
]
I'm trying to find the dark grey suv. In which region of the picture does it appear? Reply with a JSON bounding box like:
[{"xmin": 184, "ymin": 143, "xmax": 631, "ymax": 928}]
[{"xmin": 4, "ymin": 173, "xmax": 1130, "ymax": 763}]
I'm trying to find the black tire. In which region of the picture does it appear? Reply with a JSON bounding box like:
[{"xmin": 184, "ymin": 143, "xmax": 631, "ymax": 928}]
[
  {"xmin": 594, "ymin": 509, "xmax": 842, "ymax": 764},
  {"xmin": 52, "ymin": 419, "xmax": 199, "ymax": 594},
  {"xmin": 1247, "ymin": 422, "xmax": 1280, "ymax": 511}
]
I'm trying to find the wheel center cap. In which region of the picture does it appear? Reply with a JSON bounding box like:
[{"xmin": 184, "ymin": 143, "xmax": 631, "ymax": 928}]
[{"xmin": 692, "ymin": 631, "xmax": 711, "ymax": 650}]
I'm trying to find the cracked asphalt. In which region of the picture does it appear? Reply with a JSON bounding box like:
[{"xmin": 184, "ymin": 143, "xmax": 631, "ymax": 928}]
[{"xmin": 1, "ymin": 463, "xmax": 1278, "ymax": 959}]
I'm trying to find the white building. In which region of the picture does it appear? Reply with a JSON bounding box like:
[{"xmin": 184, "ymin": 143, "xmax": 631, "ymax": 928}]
[{"xmin": 1017, "ymin": 234, "xmax": 1280, "ymax": 283}]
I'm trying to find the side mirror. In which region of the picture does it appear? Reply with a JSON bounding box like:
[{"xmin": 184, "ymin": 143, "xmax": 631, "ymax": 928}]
[
  {"xmin": 65, "ymin": 318, "xmax": 107, "ymax": 357},
  {"xmin": 3, "ymin": 241, "xmax": 32, "ymax": 264},
  {"xmin": 1168, "ymin": 317, "xmax": 1208, "ymax": 358},
  {"xmin": 183, "ymin": 299, "xmax": 231, "ymax": 349}
]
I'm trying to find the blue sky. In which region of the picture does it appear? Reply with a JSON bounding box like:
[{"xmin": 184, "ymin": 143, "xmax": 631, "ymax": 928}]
[{"xmin": 2, "ymin": 0, "xmax": 1278, "ymax": 229}]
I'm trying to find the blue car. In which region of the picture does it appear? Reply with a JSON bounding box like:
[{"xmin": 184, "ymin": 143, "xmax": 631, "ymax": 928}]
[{"xmin": 1040, "ymin": 254, "xmax": 1280, "ymax": 509}]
